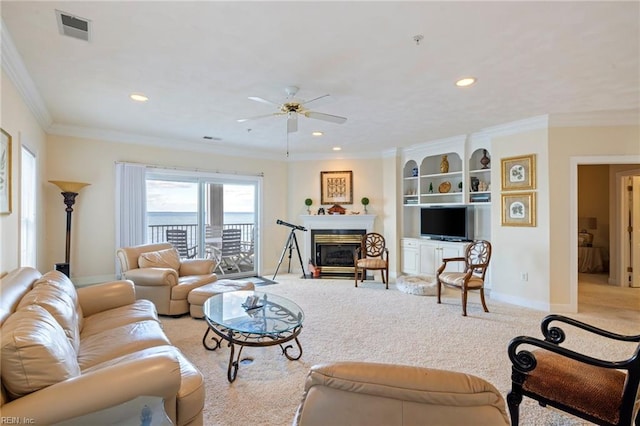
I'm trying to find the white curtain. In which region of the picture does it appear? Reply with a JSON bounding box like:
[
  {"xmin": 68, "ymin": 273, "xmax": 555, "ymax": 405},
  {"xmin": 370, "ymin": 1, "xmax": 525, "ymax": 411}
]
[{"xmin": 115, "ymin": 162, "xmax": 147, "ymax": 275}]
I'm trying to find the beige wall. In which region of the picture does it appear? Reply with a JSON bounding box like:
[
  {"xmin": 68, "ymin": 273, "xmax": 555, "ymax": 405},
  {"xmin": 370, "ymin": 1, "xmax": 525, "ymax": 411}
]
[
  {"xmin": 578, "ymin": 165, "xmax": 609, "ymax": 260},
  {"xmin": 45, "ymin": 134, "xmax": 289, "ymax": 280},
  {"xmin": 0, "ymin": 72, "xmax": 48, "ymax": 276},
  {"xmin": 490, "ymin": 128, "xmax": 551, "ymax": 310},
  {"xmin": 549, "ymin": 126, "xmax": 640, "ymax": 308}
]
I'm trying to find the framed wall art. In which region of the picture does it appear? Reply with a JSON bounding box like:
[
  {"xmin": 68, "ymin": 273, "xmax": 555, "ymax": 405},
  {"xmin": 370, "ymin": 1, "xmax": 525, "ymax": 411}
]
[
  {"xmin": 501, "ymin": 154, "xmax": 536, "ymax": 191},
  {"xmin": 320, "ymin": 170, "xmax": 353, "ymax": 204},
  {"xmin": 501, "ymin": 192, "xmax": 536, "ymax": 227},
  {"xmin": 0, "ymin": 129, "xmax": 12, "ymax": 214}
]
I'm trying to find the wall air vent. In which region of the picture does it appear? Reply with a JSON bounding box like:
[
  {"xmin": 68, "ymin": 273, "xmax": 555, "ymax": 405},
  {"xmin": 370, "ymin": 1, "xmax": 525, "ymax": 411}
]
[{"xmin": 56, "ymin": 10, "xmax": 91, "ymax": 42}]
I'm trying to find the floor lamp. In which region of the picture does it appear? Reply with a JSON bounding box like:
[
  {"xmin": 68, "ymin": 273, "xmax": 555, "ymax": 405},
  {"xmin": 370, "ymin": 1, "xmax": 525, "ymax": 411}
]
[{"xmin": 50, "ymin": 180, "xmax": 90, "ymax": 277}]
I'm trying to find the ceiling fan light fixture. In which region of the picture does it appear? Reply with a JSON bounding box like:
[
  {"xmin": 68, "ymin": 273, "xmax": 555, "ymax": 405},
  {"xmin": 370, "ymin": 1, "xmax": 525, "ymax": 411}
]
[{"xmin": 455, "ymin": 77, "xmax": 477, "ymax": 87}]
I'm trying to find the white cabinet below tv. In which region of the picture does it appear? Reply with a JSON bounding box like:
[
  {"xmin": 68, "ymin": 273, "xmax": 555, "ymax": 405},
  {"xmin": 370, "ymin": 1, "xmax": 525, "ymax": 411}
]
[{"xmin": 401, "ymin": 238, "xmax": 467, "ymax": 276}]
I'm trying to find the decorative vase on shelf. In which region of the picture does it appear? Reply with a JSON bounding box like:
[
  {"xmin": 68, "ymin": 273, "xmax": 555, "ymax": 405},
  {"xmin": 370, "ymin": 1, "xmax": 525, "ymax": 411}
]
[
  {"xmin": 480, "ymin": 150, "xmax": 491, "ymax": 169},
  {"xmin": 429, "ymin": 182, "xmax": 434, "ymax": 193},
  {"xmin": 440, "ymin": 155, "xmax": 449, "ymax": 173}
]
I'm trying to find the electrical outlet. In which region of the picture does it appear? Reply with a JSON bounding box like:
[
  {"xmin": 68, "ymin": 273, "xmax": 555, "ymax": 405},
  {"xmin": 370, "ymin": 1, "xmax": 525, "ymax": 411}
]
[{"xmin": 520, "ymin": 272, "xmax": 528, "ymax": 281}]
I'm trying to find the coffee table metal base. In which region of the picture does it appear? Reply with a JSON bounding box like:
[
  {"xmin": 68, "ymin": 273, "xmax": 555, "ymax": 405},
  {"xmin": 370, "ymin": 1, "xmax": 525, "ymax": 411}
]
[{"xmin": 202, "ymin": 323, "xmax": 303, "ymax": 382}]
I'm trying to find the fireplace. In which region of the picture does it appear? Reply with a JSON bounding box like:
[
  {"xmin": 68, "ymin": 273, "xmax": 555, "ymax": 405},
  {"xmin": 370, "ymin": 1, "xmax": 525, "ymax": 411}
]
[
  {"xmin": 301, "ymin": 214, "xmax": 376, "ymax": 278},
  {"xmin": 312, "ymin": 230, "xmax": 365, "ymax": 277}
]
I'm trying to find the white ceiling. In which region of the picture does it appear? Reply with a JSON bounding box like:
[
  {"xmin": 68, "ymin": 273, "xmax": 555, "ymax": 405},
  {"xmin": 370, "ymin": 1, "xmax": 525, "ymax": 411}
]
[{"xmin": 2, "ymin": 1, "xmax": 639, "ymax": 160}]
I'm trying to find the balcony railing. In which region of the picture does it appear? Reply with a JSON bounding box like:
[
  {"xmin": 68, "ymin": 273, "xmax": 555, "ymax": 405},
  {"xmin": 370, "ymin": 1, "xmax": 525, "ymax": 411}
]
[{"xmin": 148, "ymin": 223, "xmax": 254, "ymax": 248}]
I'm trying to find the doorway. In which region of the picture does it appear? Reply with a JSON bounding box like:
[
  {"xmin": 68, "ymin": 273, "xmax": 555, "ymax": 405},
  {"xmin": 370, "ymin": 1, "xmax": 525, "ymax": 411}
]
[{"xmin": 572, "ymin": 157, "xmax": 640, "ymax": 314}]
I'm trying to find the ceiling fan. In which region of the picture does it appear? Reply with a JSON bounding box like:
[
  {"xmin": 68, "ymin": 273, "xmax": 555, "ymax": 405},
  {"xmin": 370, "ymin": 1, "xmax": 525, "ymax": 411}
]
[{"xmin": 237, "ymin": 86, "xmax": 347, "ymax": 133}]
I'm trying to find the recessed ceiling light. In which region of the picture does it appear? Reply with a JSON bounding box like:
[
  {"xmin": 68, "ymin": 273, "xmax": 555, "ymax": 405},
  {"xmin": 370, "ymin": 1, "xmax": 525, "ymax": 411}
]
[
  {"xmin": 332, "ymin": 147, "xmax": 342, "ymax": 151},
  {"xmin": 130, "ymin": 93, "xmax": 149, "ymax": 102},
  {"xmin": 455, "ymin": 77, "xmax": 477, "ymax": 87},
  {"xmin": 312, "ymin": 131, "xmax": 324, "ymax": 136}
]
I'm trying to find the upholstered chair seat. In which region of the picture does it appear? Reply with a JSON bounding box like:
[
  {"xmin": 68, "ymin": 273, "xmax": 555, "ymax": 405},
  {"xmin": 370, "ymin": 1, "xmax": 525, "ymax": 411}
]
[{"xmin": 438, "ymin": 272, "xmax": 484, "ymax": 288}]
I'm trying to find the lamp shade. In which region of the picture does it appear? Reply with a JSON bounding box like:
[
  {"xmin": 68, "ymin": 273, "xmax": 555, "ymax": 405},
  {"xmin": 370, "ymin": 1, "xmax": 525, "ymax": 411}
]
[
  {"xmin": 578, "ymin": 217, "xmax": 597, "ymax": 231},
  {"xmin": 49, "ymin": 180, "xmax": 90, "ymax": 193}
]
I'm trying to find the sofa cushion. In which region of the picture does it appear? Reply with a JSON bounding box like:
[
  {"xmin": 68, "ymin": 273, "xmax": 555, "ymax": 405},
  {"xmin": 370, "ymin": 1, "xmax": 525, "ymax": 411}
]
[
  {"xmin": 33, "ymin": 270, "xmax": 84, "ymax": 330},
  {"xmin": 138, "ymin": 248, "xmax": 181, "ymax": 271},
  {"xmin": 1, "ymin": 305, "xmax": 80, "ymax": 399},
  {"xmin": 80, "ymin": 299, "xmax": 159, "ymax": 338},
  {"xmin": 78, "ymin": 320, "xmax": 171, "ymax": 370},
  {"xmin": 17, "ymin": 283, "xmax": 81, "ymax": 352}
]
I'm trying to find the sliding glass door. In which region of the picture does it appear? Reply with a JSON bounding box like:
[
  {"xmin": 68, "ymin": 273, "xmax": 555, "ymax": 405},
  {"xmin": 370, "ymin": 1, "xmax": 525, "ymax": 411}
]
[{"xmin": 145, "ymin": 171, "xmax": 259, "ymax": 278}]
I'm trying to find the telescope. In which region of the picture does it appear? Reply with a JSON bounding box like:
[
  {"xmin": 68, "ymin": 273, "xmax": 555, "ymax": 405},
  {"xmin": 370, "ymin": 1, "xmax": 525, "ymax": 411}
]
[{"xmin": 276, "ymin": 219, "xmax": 307, "ymax": 232}]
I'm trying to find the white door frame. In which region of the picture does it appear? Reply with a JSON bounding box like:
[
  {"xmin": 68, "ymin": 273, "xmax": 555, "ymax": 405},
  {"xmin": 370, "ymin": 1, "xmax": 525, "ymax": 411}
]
[{"xmin": 570, "ymin": 155, "xmax": 640, "ymax": 311}]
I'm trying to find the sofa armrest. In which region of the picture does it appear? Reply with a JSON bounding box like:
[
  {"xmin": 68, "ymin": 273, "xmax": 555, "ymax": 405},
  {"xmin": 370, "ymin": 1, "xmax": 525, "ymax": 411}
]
[
  {"xmin": 77, "ymin": 280, "xmax": 136, "ymax": 317},
  {"xmin": 179, "ymin": 258, "xmax": 216, "ymax": 276},
  {"xmin": 124, "ymin": 267, "xmax": 179, "ymax": 287},
  {"xmin": 0, "ymin": 353, "xmax": 181, "ymax": 425},
  {"xmin": 294, "ymin": 362, "xmax": 509, "ymax": 426}
]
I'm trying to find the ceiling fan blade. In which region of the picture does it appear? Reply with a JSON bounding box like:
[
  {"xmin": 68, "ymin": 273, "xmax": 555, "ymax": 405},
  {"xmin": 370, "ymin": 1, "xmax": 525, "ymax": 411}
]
[
  {"xmin": 301, "ymin": 94, "xmax": 330, "ymax": 106},
  {"xmin": 236, "ymin": 112, "xmax": 282, "ymax": 123},
  {"xmin": 304, "ymin": 111, "xmax": 347, "ymax": 124},
  {"xmin": 287, "ymin": 113, "xmax": 298, "ymax": 133},
  {"xmin": 248, "ymin": 96, "xmax": 278, "ymax": 106}
]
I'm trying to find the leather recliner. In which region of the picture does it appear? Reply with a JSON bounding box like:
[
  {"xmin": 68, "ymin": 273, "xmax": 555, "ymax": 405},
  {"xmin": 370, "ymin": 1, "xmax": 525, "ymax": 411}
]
[
  {"xmin": 116, "ymin": 243, "xmax": 217, "ymax": 316},
  {"xmin": 294, "ymin": 362, "xmax": 509, "ymax": 426}
]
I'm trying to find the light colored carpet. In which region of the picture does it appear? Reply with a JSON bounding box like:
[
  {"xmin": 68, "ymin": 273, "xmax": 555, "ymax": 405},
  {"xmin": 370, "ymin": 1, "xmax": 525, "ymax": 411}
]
[{"xmin": 161, "ymin": 274, "xmax": 639, "ymax": 426}]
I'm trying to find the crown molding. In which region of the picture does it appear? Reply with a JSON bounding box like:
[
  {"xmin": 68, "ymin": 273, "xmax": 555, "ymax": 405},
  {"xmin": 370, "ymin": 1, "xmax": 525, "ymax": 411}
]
[
  {"xmin": 289, "ymin": 150, "xmax": 387, "ymax": 161},
  {"xmin": 46, "ymin": 123, "xmax": 286, "ymax": 161},
  {"xmin": 1, "ymin": 20, "xmax": 52, "ymax": 129},
  {"xmin": 549, "ymin": 109, "xmax": 640, "ymax": 127}
]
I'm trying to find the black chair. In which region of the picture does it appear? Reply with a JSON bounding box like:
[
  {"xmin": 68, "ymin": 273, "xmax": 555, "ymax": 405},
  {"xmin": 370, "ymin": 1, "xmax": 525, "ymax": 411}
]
[
  {"xmin": 507, "ymin": 314, "xmax": 640, "ymax": 426},
  {"xmin": 165, "ymin": 229, "xmax": 197, "ymax": 259}
]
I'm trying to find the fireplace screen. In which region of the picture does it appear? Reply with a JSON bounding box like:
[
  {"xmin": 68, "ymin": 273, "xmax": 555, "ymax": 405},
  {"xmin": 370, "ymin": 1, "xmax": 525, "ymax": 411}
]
[{"xmin": 312, "ymin": 230, "xmax": 365, "ymax": 276}]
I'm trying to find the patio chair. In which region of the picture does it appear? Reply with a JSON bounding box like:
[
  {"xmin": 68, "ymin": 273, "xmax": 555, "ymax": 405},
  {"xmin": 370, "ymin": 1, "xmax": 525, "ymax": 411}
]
[
  {"xmin": 166, "ymin": 229, "xmax": 197, "ymax": 259},
  {"xmin": 211, "ymin": 228, "xmax": 242, "ymax": 274}
]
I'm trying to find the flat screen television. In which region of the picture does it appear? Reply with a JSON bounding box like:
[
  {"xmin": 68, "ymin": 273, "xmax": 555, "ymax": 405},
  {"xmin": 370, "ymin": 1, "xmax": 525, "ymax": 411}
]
[{"xmin": 420, "ymin": 206, "xmax": 474, "ymax": 241}]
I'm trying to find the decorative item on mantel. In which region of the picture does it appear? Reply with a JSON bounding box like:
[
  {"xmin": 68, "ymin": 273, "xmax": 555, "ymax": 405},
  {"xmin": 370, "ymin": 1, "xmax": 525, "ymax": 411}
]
[
  {"xmin": 328, "ymin": 204, "xmax": 346, "ymax": 215},
  {"xmin": 361, "ymin": 197, "xmax": 370, "ymax": 214},
  {"xmin": 304, "ymin": 198, "xmax": 313, "ymax": 214},
  {"xmin": 480, "ymin": 149, "xmax": 491, "ymax": 169},
  {"xmin": 440, "ymin": 155, "xmax": 449, "ymax": 173}
]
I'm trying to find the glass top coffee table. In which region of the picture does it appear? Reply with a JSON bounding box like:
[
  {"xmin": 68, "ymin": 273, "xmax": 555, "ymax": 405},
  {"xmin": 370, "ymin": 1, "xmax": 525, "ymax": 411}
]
[{"xmin": 202, "ymin": 290, "xmax": 304, "ymax": 382}]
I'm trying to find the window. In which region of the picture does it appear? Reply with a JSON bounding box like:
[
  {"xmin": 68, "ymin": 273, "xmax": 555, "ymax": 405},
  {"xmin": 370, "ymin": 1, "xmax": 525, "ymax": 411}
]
[{"xmin": 21, "ymin": 146, "xmax": 36, "ymax": 266}]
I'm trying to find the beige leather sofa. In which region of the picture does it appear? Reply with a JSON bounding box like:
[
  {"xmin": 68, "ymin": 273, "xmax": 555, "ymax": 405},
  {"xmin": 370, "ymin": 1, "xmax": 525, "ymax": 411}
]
[
  {"xmin": 0, "ymin": 267, "xmax": 205, "ymax": 425},
  {"xmin": 293, "ymin": 362, "xmax": 509, "ymax": 426},
  {"xmin": 116, "ymin": 243, "xmax": 217, "ymax": 315}
]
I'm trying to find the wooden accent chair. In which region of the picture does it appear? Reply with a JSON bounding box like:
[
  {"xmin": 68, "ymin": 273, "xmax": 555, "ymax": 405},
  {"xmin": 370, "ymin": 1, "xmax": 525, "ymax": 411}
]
[
  {"xmin": 166, "ymin": 229, "xmax": 197, "ymax": 259},
  {"xmin": 507, "ymin": 314, "xmax": 640, "ymax": 426},
  {"xmin": 436, "ymin": 240, "xmax": 491, "ymax": 316},
  {"xmin": 354, "ymin": 232, "xmax": 389, "ymax": 289}
]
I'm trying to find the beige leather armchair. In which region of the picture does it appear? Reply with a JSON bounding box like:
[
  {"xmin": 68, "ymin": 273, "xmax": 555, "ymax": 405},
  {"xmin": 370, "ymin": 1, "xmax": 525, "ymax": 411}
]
[
  {"xmin": 294, "ymin": 362, "xmax": 509, "ymax": 426},
  {"xmin": 116, "ymin": 243, "xmax": 217, "ymax": 316}
]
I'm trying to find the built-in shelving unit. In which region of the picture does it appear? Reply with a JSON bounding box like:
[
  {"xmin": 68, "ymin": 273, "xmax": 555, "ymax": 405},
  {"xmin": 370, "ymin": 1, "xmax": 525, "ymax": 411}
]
[{"xmin": 468, "ymin": 148, "xmax": 492, "ymax": 204}]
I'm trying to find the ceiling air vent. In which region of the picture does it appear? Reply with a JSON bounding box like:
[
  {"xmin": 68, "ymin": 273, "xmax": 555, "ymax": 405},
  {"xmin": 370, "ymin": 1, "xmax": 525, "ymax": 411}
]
[{"xmin": 56, "ymin": 10, "xmax": 91, "ymax": 42}]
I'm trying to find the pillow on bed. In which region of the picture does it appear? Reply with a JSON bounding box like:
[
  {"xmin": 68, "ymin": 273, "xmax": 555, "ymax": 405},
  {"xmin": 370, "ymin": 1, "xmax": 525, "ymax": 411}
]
[{"xmin": 138, "ymin": 248, "xmax": 181, "ymax": 270}]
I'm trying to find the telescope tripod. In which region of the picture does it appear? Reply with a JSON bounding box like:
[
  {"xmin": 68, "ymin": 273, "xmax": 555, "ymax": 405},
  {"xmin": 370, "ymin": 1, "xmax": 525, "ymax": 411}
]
[{"xmin": 273, "ymin": 228, "xmax": 307, "ymax": 280}]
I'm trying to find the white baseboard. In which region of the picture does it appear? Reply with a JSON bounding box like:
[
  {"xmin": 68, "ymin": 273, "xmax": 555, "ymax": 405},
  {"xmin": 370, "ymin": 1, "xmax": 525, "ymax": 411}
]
[{"xmin": 491, "ymin": 291, "xmax": 550, "ymax": 312}]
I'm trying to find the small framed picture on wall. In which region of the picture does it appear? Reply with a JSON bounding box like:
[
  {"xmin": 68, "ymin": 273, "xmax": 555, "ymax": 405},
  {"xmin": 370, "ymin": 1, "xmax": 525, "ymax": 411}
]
[
  {"xmin": 501, "ymin": 192, "xmax": 536, "ymax": 227},
  {"xmin": 501, "ymin": 154, "xmax": 536, "ymax": 191},
  {"xmin": 320, "ymin": 170, "xmax": 353, "ymax": 205}
]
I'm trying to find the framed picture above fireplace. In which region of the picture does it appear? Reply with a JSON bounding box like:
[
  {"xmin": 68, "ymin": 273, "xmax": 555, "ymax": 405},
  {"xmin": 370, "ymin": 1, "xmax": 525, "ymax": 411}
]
[{"xmin": 321, "ymin": 170, "xmax": 353, "ymax": 205}]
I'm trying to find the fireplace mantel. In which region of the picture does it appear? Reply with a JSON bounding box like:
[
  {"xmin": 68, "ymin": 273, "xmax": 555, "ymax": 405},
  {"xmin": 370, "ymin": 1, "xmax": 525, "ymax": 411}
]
[{"xmin": 300, "ymin": 215, "xmax": 376, "ymax": 274}]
